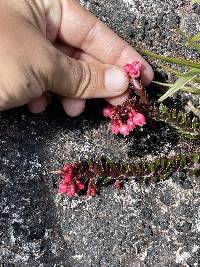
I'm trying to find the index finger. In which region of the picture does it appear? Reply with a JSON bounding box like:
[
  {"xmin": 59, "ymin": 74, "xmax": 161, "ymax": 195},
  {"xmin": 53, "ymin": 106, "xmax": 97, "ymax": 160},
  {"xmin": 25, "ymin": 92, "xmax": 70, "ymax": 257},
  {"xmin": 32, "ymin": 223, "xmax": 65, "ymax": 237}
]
[{"xmin": 58, "ymin": 0, "xmax": 154, "ymax": 85}]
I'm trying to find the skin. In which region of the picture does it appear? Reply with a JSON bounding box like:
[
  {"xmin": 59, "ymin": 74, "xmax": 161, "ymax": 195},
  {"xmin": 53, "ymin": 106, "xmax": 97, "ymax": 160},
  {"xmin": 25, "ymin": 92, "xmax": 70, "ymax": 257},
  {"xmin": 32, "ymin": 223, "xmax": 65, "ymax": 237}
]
[{"xmin": 0, "ymin": 0, "xmax": 154, "ymax": 117}]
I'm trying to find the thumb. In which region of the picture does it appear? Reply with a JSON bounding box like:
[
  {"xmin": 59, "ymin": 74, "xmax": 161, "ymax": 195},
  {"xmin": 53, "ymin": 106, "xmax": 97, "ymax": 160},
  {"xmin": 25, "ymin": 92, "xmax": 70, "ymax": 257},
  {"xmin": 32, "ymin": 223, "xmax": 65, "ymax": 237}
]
[{"xmin": 45, "ymin": 50, "xmax": 129, "ymax": 99}]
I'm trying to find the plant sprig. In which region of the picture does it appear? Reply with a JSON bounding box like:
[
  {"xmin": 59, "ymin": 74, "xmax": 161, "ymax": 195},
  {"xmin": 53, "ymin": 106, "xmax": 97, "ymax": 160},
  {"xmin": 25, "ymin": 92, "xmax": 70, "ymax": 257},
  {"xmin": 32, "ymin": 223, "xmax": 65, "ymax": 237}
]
[
  {"xmin": 53, "ymin": 151, "xmax": 200, "ymax": 197},
  {"xmin": 141, "ymin": 24, "xmax": 200, "ymax": 102}
]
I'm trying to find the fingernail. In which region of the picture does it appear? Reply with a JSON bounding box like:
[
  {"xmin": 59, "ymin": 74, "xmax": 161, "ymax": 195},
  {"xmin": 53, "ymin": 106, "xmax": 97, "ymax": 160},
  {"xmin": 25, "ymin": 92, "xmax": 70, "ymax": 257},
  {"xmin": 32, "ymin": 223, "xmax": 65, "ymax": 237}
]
[{"xmin": 105, "ymin": 68, "xmax": 128, "ymax": 93}]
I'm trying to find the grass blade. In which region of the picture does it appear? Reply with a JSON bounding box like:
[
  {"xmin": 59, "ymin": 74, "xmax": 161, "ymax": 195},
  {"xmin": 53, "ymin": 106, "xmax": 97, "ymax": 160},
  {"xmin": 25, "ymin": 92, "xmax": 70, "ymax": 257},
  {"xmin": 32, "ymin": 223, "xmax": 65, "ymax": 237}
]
[
  {"xmin": 142, "ymin": 50, "xmax": 200, "ymax": 69},
  {"xmin": 191, "ymin": 32, "xmax": 200, "ymax": 42},
  {"xmin": 158, "ymin": 68, "xmax": 200, "ymax": 101},
  {"xmin": 153, "ymin": 81, "xmax": 200, "ymax": 94},
  {"xmin": 192, "ymin": 0, "xmax": 200, "ymax": 4},
  {"xmin": 158, "ymin": 63, "xmax": 200, "ymax": 83}
]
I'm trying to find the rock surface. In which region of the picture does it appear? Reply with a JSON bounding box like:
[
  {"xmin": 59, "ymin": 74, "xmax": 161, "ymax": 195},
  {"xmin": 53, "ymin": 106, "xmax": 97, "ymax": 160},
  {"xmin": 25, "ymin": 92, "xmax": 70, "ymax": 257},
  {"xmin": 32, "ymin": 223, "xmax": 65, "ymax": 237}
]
[{"xmin": 0, "ymin": 0, "xmax": 200, "ymax": 266}]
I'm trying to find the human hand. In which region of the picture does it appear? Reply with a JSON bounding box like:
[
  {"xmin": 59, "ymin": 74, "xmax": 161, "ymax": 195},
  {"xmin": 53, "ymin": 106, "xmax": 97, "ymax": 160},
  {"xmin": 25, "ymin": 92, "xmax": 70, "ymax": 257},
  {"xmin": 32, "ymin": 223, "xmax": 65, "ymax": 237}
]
[{"xmin": 0, "ymin": 0, "xmax": 153, "ymax": 116}]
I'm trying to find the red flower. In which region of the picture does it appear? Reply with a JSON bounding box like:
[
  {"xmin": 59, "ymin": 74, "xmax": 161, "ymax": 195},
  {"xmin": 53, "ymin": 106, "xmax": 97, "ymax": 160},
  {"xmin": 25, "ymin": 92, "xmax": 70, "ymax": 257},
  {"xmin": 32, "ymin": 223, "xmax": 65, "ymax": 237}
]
[
  {"xmin": 111, "ymin": 118, "xmax": 122, "ymax": 134},
  {"xmin": 66, "ymin": 181, "xmax": 76, "ymax": 198},
  {"xmin": 103, "ymin": 106, "xmax": 115, "ymax": 118},
  {"xmin": 119, "ymin": 124, "xmax": 130, "ymax": 136},
  {"xmin": 123, "ymin": 61, "xmax": 142, "ymax": 79},
  {"xmin": 76, "ymin": 180, "xmax": 85, "ymax": 190},
  {"xmin": 132, "ymin": 113, "xmax": 146, "ymax": 127},
  {"xmin": 63, "ymin": 163, "xmax": 74, "ymax": 173},
  {"xmin": 63, "ymin": 173, "xmax": 72, "ymax": 183},
  {"xmin": 127, "ymin": 118, "xmax": 136, "ymax": 131},
  {"xmin": 87, "ymin": 184, "xmax": 97, "ymax": 196},
  {"xmin": 58, "ymin": 181, "xmax": 68, "ymax": 194},
  {"xmin": 114, "ymin": 180, "xmax": 121, "ymax": 190}
]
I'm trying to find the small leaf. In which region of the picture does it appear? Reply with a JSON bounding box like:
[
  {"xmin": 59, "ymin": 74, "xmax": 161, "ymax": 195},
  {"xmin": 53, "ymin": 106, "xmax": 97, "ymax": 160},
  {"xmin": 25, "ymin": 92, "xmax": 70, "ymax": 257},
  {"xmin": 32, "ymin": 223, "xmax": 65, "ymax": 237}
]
[
  {"xmin": 122, "ymin": 163, "xmax": 129, "ymax": 172},
  {"xmin": 192, "ymin": 153, "xmax": 200, "ymax": 164},
  {"xmin": 107, "ymin": 158, "xmax": 115, "ymax": 168},
  {"xmin": 88, "ymin": 159, "xmax": 93, "ymax": 166},
  {"xmin": 157, "ymin": 64, "xmax": 200, "ymax": 83},
  {"xmin": 179, "ymin": 112, "xmax": 187, "ymax": 124},
  {"xmin": 158, "ymin": 68, "xmax": 200, "ymax": 101},
  {"xmin": 159, "ymin": 103, "xmax": 168, "ymax": 114},
  {"xmin": 102, "ymin": 176, "xmax": 112, "ymax": 185},
  {"xmin": 171, "ymin": 108, "xmax": 177, "ymax": 119}
]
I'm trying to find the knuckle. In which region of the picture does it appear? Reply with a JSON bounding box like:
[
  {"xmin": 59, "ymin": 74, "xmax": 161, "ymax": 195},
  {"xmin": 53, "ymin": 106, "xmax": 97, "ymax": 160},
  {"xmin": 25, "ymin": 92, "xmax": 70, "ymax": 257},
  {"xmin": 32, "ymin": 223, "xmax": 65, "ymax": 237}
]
[{"xmin": 74, "ymin": 61, "xmax": 97, "ymax": 98}]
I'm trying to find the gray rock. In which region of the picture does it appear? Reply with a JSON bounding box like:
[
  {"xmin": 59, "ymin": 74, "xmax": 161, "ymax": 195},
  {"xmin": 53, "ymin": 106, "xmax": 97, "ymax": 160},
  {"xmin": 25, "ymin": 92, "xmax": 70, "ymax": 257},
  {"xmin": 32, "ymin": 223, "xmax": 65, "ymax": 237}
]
[{"xmin": 0, "ymin": 0, "xmax": 199, "ymax": 266}]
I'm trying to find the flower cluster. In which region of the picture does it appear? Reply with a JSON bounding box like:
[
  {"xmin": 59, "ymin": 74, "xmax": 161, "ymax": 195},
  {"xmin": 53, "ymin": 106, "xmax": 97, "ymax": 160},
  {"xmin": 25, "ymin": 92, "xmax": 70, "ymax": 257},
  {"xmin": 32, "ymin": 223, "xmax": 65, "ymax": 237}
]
[
  {"xmin": 52, "ymin": 150, "xmax": 200, "ymax": 198},
  {"xmin": 103, "ymin": 61, "xmax": 146, "ymax": 136},
  {"xmin": 103, "ymin": 101, "xmax": 145, "ymax": 136},
  {"xmin": 123, "ymin": 61, "xmax": 142, "ymax": 80},
  {"xmin": 58, "ymin": 163, "xmax": 84, "ymax": 198},
  {"xmin": 57, "ymin": 163, "xmax": 98, "ymax": 198},
  {"xmin": 55, "ymin": 160, "xmax": 123, "ymax": 198}
]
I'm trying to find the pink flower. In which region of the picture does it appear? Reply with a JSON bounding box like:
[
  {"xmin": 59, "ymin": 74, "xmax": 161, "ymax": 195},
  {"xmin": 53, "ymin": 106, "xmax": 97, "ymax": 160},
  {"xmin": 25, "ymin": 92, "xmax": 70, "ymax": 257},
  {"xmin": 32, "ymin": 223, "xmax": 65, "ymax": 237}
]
[
  {"xmin": 63, "ymin": 173, "xmax": 72, "ymax": 183},
  {"xmin": 132, "ymin": 113, "xmax": 146, "ymax": 127},
  {"xmin": 127, "ymin": 118, "xmax": 136, "ymax": 131},
  {"xmin": 66, "ymin": 181, "xmax": 76, "ymax": 198},
  {"xmin": 112, "ymin": 123, "xmax": 120, "ymax": 134},
  {"xmin": 119, "ymin": 124, "xmax": 130, "ymax": 136},
  {"xmin": 123, "ymin": 61, "xmax": 142, "ymax": 79},
  {"xmin": 58, "ymin": 181, "xmax": 68, "ymax": 194},
  {"xmin": 103, "ymin": 106, "xmax": 115, "ymax": 118},
  {"xmin": 114, "ymin": 180, "xmax": 121, "ymax": 190},
  {"xmin": 87, "ymin": 185, "xmax": 97, "ymax": 196},
  {"xmin": 111, "ymin": 119, "xmax": 122, "ymax": 134},
  {"xmin": 76, "ymin": 180, "xmax": 85, "ymax": 190},
  {"xmin": 63, "ymin": 163, "xmax": 74, "ymax": 173}
]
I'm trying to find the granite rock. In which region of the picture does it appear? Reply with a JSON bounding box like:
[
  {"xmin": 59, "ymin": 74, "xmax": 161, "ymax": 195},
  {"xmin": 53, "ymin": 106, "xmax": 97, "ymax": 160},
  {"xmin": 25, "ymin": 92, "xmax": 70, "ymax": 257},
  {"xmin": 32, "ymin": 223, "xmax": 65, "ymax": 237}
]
[{"xmin": 0, "ymin": 0, "xmax": 200, "ymax": 266}]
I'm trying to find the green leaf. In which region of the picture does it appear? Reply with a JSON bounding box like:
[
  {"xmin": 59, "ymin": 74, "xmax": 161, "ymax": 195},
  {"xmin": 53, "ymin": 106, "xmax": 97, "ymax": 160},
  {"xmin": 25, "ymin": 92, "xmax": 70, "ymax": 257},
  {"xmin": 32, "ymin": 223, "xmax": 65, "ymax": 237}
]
[
  {"xmin": 158, "ymin": 63, "xmax": 200, "ymax": 83},
  {"xmin": 192, "ymin": 0, "xmax": 200, "ymax": 4},
  {"xmin": 192, "ymin": 153, "xmax": 200, "ymax": 164},
  {"xmin": 158, "ymin": 68, "xmax": 200, "ymax": 101},
  {"xmin": 142, "ymin": 50, "xmax": 200, "ymax": 69},
  {"xmin": 191, "ymin": 32, "xmax": 200, "ymax": 42},
  {"xmin": 152, "ymin": 81, "xmax": 200, "ymax": 95}
]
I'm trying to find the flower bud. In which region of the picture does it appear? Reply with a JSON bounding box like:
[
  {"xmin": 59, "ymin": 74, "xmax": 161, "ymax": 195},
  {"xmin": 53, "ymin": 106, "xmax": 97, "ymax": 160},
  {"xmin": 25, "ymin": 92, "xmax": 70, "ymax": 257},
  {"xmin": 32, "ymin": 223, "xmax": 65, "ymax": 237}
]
[
  {"xmin": 114, "ymin": 180, "xmax": 121, "ymax": 189},
  {"xmin": 119, "ymin": 124, "xmax": 129, "ymax": 136},
  {"xmin": 66, "ymin": 181, "xmax": 76, "ymax": 198},
  {"xmin": 76, "ymin": 180, "xmax": 85, "ymax": 190},
  {"xmin": 87, "ymin": 185, "xmax": 97, "ymax": 196},
  {"xmin": 103, "ymin": 106, "xmax": 115, "ymax": 118},
  {"xmin": 58, "ymin": 181, "xmax": 68, "ymax": 194},
  {"xmin": 132, "ymin": 113, "xmax": 146, "ymax": 127},
  {"xmin": 127, "ymin": 118, "xmax": 136, "ymax": 131},
  {"xmin": 64, "ymin": 173, "xmax": 72, "ymax": 183}
]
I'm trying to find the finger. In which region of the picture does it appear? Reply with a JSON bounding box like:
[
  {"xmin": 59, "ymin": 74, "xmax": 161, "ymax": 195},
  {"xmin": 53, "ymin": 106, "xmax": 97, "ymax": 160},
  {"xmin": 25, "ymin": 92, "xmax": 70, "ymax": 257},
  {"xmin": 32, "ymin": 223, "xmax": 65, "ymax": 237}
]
[
  {"xmin": 71, "ymin": 51, "xmax": 130, "ymax": 106},
  {"xmin": 61, "ymin": 98, "xmax": 86, "ymax": 117},
  {"xmin": 56, "ymin": 42, "xmax": 129, "ymax": 106},
  {"xmin": 27, "ymin": 92, "xmax": 51, "ymax": 113},
  {"xmin": 58, "ymin": 0, "xmax": 154, "ymax": 86},
  {"xmin": 44, "ymin": 46, "xmax": 129, "ymax": 99}
]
